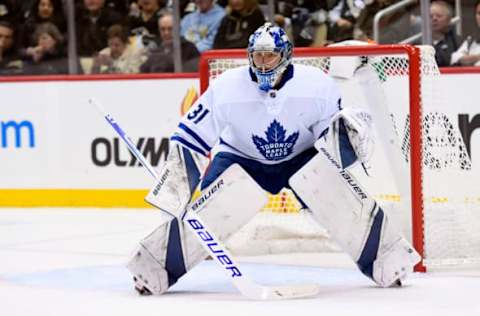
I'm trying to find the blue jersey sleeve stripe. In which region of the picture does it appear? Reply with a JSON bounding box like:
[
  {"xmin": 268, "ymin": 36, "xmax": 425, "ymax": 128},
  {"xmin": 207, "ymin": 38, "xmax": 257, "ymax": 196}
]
[
  {"xmin": 170, "ymin": 136, "xmax": 207, "ymax": 157},
  {"xmin": 178, "ymin": 123, "xmax": 212, "ymax": 152}
]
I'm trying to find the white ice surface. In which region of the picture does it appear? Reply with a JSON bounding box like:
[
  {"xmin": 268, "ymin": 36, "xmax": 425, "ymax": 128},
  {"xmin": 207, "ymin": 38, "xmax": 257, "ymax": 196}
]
[{"xmin": 1, "ymin": 208, "xmax": 479, "ymax": 316}]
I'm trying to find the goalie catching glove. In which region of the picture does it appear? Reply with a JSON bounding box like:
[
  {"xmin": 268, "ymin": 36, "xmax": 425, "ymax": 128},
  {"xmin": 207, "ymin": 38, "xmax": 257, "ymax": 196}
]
[{"xmin": 328, "ymin": 106, "xmax": 374, "ymax": 168}]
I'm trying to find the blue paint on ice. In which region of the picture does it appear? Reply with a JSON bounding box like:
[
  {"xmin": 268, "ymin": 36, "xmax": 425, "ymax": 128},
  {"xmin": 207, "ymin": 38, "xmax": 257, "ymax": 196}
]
[{"xmin": 6, "ymin": 261, "xmax": 367, "ymax": 294}]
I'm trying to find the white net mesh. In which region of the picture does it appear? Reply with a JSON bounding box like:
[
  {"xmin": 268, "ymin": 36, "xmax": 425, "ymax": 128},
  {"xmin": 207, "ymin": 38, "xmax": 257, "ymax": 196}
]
[{"xmin": 204, "ymin": 46, "xmax": 480, "ymax": 268}]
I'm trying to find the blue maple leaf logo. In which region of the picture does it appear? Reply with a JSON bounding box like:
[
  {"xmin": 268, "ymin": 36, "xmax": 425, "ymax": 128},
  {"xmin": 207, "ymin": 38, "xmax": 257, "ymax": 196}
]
[{"xmin": 252, "ymin": 120, "xmax": 299, "ymax": 161}]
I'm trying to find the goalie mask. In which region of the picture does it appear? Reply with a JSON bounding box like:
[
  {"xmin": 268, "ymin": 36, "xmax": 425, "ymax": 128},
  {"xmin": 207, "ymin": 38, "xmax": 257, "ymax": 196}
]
[{"xmin": 248, "ymin": 23, "xmax": 293, "ymax": 92}]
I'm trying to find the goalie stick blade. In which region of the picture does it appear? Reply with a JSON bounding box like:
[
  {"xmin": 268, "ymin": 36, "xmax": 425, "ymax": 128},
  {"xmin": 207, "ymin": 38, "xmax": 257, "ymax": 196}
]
[
  {"xmin": 234, "ymin": 277, "xmax": 320, "ymax": 300},
  {"xmin": 260, "ymin": 284, "xmax": 321, "ymax": 300}
]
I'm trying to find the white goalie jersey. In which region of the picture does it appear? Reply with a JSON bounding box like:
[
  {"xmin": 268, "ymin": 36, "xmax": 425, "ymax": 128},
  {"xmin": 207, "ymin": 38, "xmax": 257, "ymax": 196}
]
[{"xmin": 171, "ymin": 64, "xmax": 342, "ymax": 164}]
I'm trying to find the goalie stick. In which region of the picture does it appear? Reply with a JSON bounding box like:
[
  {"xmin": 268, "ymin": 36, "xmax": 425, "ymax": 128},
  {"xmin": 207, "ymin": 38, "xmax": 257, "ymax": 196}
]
[{"xmin": 90, "ymin": 98, "xmax": 320, "ymax": 300}]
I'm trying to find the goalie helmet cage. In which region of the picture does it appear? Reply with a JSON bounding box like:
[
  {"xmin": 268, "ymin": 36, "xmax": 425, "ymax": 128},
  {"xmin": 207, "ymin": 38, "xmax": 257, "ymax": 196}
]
[{"xmin": 198, "ymin": 45, "xmax": 479, "ymax": 272}]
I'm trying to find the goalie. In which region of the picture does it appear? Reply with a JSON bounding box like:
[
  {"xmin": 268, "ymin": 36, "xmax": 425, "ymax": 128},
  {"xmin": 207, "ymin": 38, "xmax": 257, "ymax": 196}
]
[{"xmin": 128, "ymin": 23, "xmax": 420, "ymax": 295}]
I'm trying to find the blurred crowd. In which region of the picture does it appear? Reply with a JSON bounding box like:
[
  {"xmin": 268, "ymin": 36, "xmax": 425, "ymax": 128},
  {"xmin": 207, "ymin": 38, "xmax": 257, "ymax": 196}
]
[{"xmin": 0, "ymin": 0, "xmax": 478, "ymax": 76}]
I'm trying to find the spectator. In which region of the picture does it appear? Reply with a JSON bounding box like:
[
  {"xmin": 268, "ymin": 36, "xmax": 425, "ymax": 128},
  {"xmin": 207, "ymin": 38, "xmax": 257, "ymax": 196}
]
[
  {"xmin": 213, "ymin": 0, "xmax": 265, "ymax": 49},
  {"xmin": 159, "ymin": 0, "xmax": 197, "ymax": 18},
  {"xmin": 128, "ymin": 0, "xmax": 166, "ymax": 36},
  {"xmin": 75, "ymin": 0, "xmax": 124, "ymax": 57},
  {"xmin": 92, "ymin": 24, "xmax": 146, "ymax": 73},
  {"xmin": 0, "ymin": 20, "xmax": 22, "ymax": 74},
  {"xmin": 22, "ymin": 22, "xmax": 69, "ymax": 75},
  {"xmin": 430, "ymin": 0, "xmax": 460, "ymax": 67},
  {"xmin": 106, "ymin": 0, "xmax": 131, "ymax": 15},
  {"xmin": 327, "ymin": 0, "xmax": 365, "ymax": 43},
  {"xmin": 141, "ymin": 11, "xmax": 200, "ymax": 73},
  {"xmin": 451, "ymin": 0, "xmax": 480, "ymax": 66},
  {"xmin": 19, "ymin": 0, "xmax": 66, "ymax": 49},
  {"xmin": 271, "ymin": 0, "xmax": 329, "ymax": 47},
  {"xmin": 354, "ymin": 0, "xmax": 415, "ymax": 44},
  {"xmin": 181, "ymin": 0, "xmax": 225, "ymax": 52}
]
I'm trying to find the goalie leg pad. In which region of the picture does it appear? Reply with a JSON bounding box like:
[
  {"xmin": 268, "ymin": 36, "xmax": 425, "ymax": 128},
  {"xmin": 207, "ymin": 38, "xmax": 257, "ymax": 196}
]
[
  {"xmin": 356, "ymin": 205, "xmax": 421, "ymax": 287},
  {"xmin": 127, "ymin": 164, "xmax": 266, "ymax": 295},
  {"xmin": 289, "ymin": 143, "xmax": 420, "ymax": 287},
  {"xmin": 373, "ymin": 236, "xmax": 421, "ymax": 287},
  {"xmin": 127, "ymin": 239, "xmax": 170, "ymax": 295},
  {"xmin": 127, "ymin": 215, "xmax": 194, "ymax": 295}
]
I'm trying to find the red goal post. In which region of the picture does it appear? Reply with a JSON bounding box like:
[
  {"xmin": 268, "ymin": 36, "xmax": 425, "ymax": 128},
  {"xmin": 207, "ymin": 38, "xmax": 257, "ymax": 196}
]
[{"xmin": 198, "ymin": 45, "xmax": 436, "ymax": 272}]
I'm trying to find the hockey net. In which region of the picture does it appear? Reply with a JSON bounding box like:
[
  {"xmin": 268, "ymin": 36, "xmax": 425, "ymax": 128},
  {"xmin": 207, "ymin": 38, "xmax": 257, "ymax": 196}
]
[{"xmin": 199, "ymin": 45, "xmax": 480, "ymax": 271}]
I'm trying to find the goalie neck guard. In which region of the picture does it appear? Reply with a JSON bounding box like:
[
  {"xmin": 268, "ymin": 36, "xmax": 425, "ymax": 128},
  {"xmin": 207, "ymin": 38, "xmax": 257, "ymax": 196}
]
[{"xmin": 247, "ymin": 23, "xmax": 293, "ymax": 92}]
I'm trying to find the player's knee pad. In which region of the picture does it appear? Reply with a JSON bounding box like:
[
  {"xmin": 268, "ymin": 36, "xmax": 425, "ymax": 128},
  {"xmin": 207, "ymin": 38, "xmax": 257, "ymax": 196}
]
[
  {"xmin": 289, "ymin": 142, "xmax": 420, "ymax": 287},
  {"xmin": 128, "ymin": 164, "xmax": 266, "ymax": 295}
]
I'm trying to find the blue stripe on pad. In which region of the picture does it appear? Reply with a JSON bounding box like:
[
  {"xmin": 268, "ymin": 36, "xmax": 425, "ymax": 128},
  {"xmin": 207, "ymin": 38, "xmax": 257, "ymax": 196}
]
[
  {"xmin": 182, "ymin": 147, "xmax": 201, "ymax": 194},
  {"xmin": 338, "ymin": 118, "xmax": 358, "ymax": 168},
  {"xmin": 357, "ymin": 204, "xmax": 384, "ymax": 280},
  {"xmin": 165, "ymin": 218, "xmax": 187, "ymax": 286}
]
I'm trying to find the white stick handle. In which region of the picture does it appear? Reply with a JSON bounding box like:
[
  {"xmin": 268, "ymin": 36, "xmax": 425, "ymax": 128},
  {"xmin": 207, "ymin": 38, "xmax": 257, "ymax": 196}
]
[{"xmin": 89, "ymin": 98, "xmax": 158, "ymax": 180}]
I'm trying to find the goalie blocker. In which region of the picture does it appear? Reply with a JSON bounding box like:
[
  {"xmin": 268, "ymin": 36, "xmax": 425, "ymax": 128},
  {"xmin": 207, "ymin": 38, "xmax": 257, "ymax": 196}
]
[{"xmin": 289, "ymin": 140, "xmax": 421, "ymax": 287}]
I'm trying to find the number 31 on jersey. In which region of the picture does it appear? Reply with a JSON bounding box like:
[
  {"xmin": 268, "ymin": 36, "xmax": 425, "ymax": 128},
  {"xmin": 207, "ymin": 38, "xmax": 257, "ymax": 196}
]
[{"xmin": 187, "ymin": 103, "xmax": 209, "ymax": 124}]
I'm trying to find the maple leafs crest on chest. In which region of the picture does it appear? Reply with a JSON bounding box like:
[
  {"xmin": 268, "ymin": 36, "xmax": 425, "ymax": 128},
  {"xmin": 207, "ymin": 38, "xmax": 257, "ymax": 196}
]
[{"xmin": 252, "ymin": 119, "xmax": 299, "ymax": 161}]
